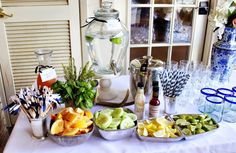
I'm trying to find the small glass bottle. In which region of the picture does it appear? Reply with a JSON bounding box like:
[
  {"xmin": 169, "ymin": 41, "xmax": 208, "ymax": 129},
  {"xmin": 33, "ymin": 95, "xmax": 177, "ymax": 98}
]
[
  {"xmin": 149, "ymin": 81, "xmax": 160, "ymax": 118},
  {"xmin": 35, "ymin": 49, "xmax": 57, "ymax": 90},
  {"xmin": 134, "ymin": 82, "xmax": 145, "ymax": 120}
]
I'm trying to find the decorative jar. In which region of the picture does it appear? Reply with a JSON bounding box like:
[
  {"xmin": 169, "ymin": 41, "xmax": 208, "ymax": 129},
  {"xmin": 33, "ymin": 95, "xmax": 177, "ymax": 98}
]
[{"xmin": 211, "ymin": 27, "xmax": 236, "ymax": 82}]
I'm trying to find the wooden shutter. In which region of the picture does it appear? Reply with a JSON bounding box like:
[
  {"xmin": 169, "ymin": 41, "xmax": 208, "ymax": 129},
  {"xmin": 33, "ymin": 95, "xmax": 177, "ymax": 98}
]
[
  {"xmin": 5, "ymin": 20, "xmax": 71, "ymax": 92},
  {"xmin": 1, "ymin": 0, "xmax": 68, "ymax": 7}
]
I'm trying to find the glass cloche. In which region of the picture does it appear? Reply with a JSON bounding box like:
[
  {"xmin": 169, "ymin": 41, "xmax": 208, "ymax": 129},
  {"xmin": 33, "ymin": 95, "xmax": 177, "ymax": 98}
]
[{"xmin": 85, "ymin": 1, "xmax": 129, "ymax": 78}]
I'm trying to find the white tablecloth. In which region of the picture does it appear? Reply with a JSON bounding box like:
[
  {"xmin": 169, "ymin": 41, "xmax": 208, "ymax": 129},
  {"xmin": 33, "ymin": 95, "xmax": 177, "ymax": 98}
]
[{"xmin": 3, "ymin": 75, "xmax": 236, "ymax": 153}]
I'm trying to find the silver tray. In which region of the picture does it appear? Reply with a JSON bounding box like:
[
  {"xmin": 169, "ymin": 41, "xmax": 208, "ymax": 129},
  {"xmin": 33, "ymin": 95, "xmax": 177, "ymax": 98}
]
[
  {"xmin": 94, "ymin": 108, "xmax": 137, "ymax": 141},
  {"xmin": 136, "ymin": 133, "xmax": 184, "ymax": 142},
  {"xmin": 171, "ymin": 114, "xmax": 220, "ymax": 140},
  {"xmin": 136, "ymin": 116, "xmax": 184, "ymax": 142}
]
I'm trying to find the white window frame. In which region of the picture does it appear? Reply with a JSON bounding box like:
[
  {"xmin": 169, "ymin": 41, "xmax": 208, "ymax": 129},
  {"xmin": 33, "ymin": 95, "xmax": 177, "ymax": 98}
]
[{"xmin": 126, "ymin": 0, "xmax": 209, "ymax": 72}]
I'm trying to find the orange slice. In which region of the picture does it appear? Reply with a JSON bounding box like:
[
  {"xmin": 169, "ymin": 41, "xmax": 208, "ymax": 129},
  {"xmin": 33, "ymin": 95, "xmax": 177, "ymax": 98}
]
[
  {"xmin": 56, "ymin": 113, "xmax": 62, "ymax": 119},
  {"xmin": 61, "ymin": 107, "xmax": 73, "ymax": 116},
  {"xmin": 64, "ymin": 120, "xmax": 73, "ymax": 129},
  {"xmin": 62, "ymin": 128, "xmax": 80, "ymax": 136},
  {"xmin": 64, "ymin": 111, "xmax": 79, "ymax": 123},
  {"xmin": 50, "ymin": 119, "xmax": 64, "ymax": 135},
  {"xmin": 75, "ymin": 108, "xmax": 84, "ymax": 116},
  {"xmin": 72, "ymin": 118, "xmax": 87, "ymax": 129},
  {"xmin": 84, "ymin": 110, "xmax": 93, "ymax": 119}
]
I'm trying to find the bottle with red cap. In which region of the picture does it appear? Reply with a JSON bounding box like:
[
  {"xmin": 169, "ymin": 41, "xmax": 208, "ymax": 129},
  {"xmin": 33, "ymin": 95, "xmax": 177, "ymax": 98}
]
[{"xmin": 149, "ymin": 81, "xmax": 160, "ymax": 118}]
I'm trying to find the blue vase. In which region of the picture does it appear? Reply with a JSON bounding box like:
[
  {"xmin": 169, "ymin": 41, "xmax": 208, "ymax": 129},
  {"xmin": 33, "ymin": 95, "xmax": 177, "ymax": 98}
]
[{"xmin": 211, "ymin": 27, "xmax": 236, "ymax": 82}]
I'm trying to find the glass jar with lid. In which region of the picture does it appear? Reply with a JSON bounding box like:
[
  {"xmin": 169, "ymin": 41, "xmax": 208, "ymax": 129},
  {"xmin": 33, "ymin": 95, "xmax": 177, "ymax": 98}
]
[
  {"xmin": 85, "ymin": 1, "xmax": 129, "ymax": 78},
  {"xmin": 85, "ymin": 1, "xmax": 129, "ymax": 101}
]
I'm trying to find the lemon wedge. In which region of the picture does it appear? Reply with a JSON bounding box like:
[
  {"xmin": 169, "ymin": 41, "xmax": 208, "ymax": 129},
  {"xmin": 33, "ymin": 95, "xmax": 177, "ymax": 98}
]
[{"xmin": 50, "ymin": 119, "xmax": 64, "ymax": 135}]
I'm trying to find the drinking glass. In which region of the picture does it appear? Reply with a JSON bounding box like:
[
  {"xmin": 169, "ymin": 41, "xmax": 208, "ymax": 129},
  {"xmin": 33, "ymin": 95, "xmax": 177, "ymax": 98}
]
[
  {"xmin": 164, "ymin": 96, "xmax": 177, "ymax": 114},
  {"xmin": 165, "ymin": 60, "xmax": 178, "ymax": 70},
  {"xmin": 196, "ymin": 88, "xmax": 217, "ymax": 113},
  {"xmin": 217, "ymin": 88, "xmax": 234, "ymax": 98},
  {"xmin": 205, "ymin": 95, "xmax": 224, "ymax": 123},
  {"xmin": 223, "ymin": 95, "xmax": 236, "ymax": 123},
  {"xmin": 30, "ymin": 117, "xmax": 47, "ymax": 140},
  {"xmin": 232, "ymin": 87, "xmax": 236, "ymax": 94},
  {"xmin": 179, "ymin": 60, "xmax": 190, "ymax": 71}
]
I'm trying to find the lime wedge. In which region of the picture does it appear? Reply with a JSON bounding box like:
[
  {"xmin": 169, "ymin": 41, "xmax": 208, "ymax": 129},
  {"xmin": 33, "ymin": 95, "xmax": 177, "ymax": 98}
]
[
  {"xmin": 110, "ymin": 37, "xmax": 122, "ymax": 45},
  {"xmin": 182, "ymin": 128, "xmax": 192, "ymax": 135},
  {"xmin": 85, "ymin": 35, "xmax": 94, "ymax": 42},
  {"xmin": 176, "ymin": 119, "xmax": 190, "ymax": 126}
]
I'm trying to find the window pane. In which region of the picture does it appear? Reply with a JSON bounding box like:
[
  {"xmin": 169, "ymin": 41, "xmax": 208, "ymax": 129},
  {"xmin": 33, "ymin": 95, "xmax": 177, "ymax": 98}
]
[
  {"xmin": 130, "ymin": 48, "xmax": 148, "ymax": 61},
  {"xmin": 151, "ymin": 47, "xmax": 168, "ymax": 62},
  {"xmin": 176, "ymin": 0, "xmax": 195, "ymax": 4},
  {"xmin": 154, "ymin": 0, "xmax": 172, "ymax": 4},
  {"xmin": 153, "ymin": 8, "xmax": 172, "ymax": 43},
  {"xmin": 132, "ymin": 0, "xmax": 150, "ymax": 4},
  {"xmin": 172, "ymin": 46, "xmax": 189, "ymax": 62},
  {"xmin": 173, "ymin": 8, "xmax": 193, "ymax": 43},
  {"xmin": 131, "ymin": 8, "xmax": 150, "ymax": 44}
]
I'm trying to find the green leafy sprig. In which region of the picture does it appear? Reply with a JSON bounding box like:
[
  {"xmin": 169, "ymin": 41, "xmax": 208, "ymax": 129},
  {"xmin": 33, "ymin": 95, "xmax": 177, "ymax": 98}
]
[{"xmin": 52, "ymin": 58, "xmax": 97, "ymax": 109}]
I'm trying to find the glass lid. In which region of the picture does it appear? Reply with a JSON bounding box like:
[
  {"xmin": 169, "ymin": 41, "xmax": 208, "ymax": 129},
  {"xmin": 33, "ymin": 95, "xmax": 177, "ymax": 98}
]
[{"xmin": 94, "ymin": 1, "xmax": 119, "ymax": 19}]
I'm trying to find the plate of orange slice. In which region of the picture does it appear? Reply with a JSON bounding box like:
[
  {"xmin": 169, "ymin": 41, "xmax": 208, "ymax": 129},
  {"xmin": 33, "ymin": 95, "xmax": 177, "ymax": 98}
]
[{"xmin": 46, "ymin": 107, "xmax": 94, "ymax": 146}]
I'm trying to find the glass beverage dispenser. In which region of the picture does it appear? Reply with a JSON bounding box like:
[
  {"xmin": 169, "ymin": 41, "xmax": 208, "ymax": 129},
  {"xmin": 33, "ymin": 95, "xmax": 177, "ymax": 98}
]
[{"xmin": 85, "ymin": 1, "xmax": 129, "ymax": 101}]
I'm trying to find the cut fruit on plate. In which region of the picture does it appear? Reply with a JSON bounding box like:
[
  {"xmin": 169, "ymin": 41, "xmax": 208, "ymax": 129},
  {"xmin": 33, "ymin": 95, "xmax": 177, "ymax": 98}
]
[
  {"xmin": 120, "ymin": 117, "xmax": 135, "ymax": 129},
  {"xmin": 62, "ymin": 128, "xmax": 80, "ymax": 136},
  {"xmin": 51, "ymin": 119, "xmax": 64, "ymax": 135},
  {"xmin": 72, "ymin": 118, "xmax": 87, "ymax": 129},
  {"xmin": 95, "ymin": 113, "xmax": 112, "ymax": 129},
  {"xmin": 109, "ymin": 118, "xmax": 121, "ymax": 128},
  {"xmin": 84, "ymin": 110, "xmax": 93, "ymax": 119},
  {"xmin": 100, "ymin": 109, "xmax": 113, "ymax": 116},
  {"xmin": 94, "ymin": 108, "xmax": 137, "ymax": 131},
  {"xmin": 127, "ymin": 113, "xmax": 137, "ymax": 121},
  {"xmin": 112, "ymin": 108, "xmax": 124, "ymax": 118}
]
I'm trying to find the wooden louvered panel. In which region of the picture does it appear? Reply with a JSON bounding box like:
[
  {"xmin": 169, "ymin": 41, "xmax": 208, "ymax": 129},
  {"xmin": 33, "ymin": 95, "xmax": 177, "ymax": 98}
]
[
  {"xmin": 5, "ymin": 20, "xmax": 71, "ymax": 92},
  {"xmin": 2, "ymin": 0, "xmax": 68, "ymax": 7}
]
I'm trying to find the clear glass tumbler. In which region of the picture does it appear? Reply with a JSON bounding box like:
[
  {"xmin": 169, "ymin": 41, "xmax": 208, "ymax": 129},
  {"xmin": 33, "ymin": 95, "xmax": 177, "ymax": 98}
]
[
  {"xmin": 196, "ymin": 88, "xmax": 217, "ymax": 113},
  {"xmin": 165, "ymin": 60, "xmax": 178, "ymax": 70},
  {"xmin": 164, "ymin": 96, "xmax": 177, "ymax": 114},
  {"xmin": 223, "ymin": 95, "xmax": 236, "ymax": 123},
  {"xmin": 30, "ymin": 117, "xmax": 47, "ymax": 140},
  {"xmin": 232, "ymin": 87, "xmax": 236, "ymax": 94},
  {"xmin": 217, "ymin": 88, "xmax": 234, "ymax": 97},
  {"xmin": 205, "ymin": 95, "xmax": 224, "ymax": 123}
]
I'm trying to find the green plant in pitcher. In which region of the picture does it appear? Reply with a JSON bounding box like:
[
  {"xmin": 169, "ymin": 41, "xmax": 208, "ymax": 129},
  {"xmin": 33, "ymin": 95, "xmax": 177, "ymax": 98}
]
[{"xmin": 52, "ymin": 58, "xmax": 97, "ymax": 109}]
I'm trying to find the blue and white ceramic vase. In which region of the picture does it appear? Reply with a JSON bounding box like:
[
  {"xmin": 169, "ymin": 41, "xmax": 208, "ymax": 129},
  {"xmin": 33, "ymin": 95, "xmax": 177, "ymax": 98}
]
[{"xmin": 211, "ymin": 27, "xmax": 236, "ymax": 82}]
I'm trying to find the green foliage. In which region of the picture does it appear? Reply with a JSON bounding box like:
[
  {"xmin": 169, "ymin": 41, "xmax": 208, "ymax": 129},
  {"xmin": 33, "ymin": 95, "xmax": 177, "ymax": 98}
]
[
  {"xmin": 227, "ymin": 9, "xmax": 236, "ymax": 27},
  {"xmin": 52, "ymin": 58, "xmax": 97, "ymax": 109}
]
